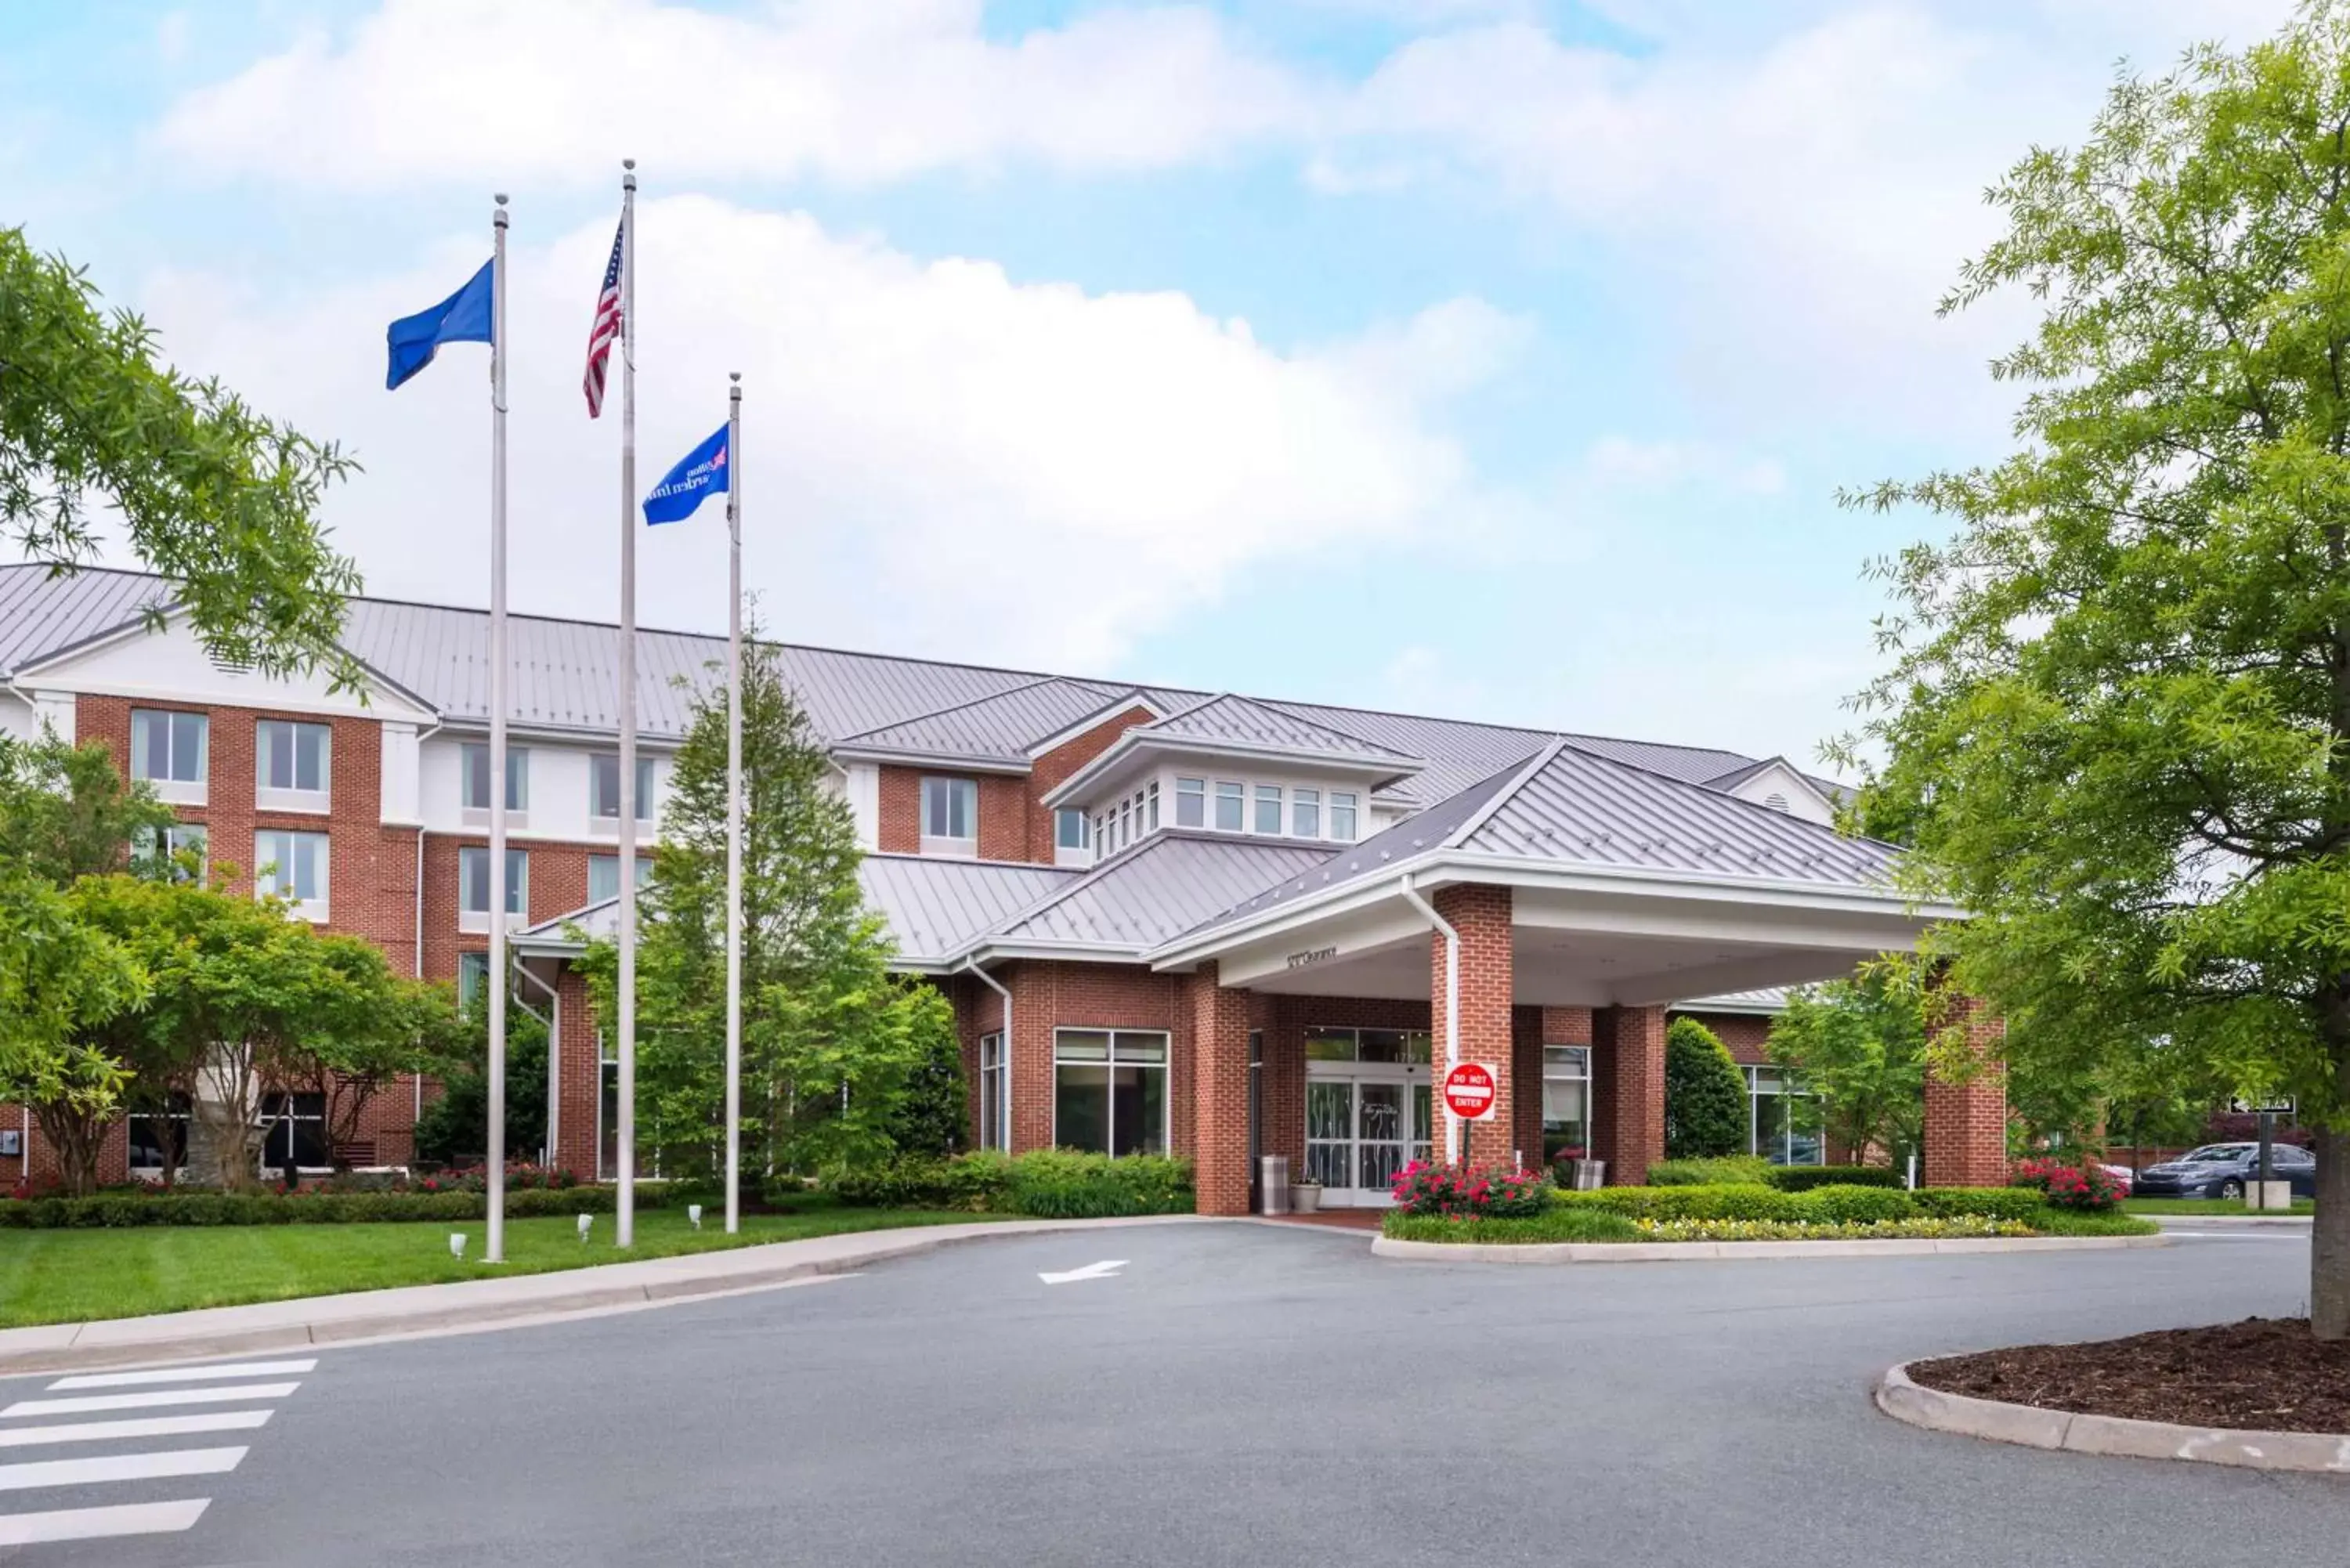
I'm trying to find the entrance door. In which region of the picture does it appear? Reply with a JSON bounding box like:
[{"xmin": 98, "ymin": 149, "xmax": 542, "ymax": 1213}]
[{"xmin": 1304, "ymin": 1064, "xmax": 1430, "ymax": 1206}]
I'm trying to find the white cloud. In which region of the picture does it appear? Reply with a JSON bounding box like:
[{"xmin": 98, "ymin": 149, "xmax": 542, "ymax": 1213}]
[
  {"xmin": 1582, "ymin": 435, "xmax": 1784, "ymax": 495},
  {"xmin": 136, "ymin": 197, "xmax": 1515, "ymax": 670},
  {"xmin": 157, "ymin": 0, "xmax": 1315, "ymax": 188}
]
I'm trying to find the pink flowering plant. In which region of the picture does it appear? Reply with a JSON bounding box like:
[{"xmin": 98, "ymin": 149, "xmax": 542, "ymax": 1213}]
[
  {"xmin": 2040, "ymin": 1162, "xmax": 2123, "ymax": 1212},
  {"xmin": 1390, "ymin": 1160, "xmax": 1549, "ymax": 1219}
]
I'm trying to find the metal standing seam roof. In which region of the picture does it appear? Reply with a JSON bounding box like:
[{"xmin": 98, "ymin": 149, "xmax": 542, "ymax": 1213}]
[
  {"xmin": 985, "ymin": 831, "xmax": 1339, "ymax": 950},
  {"xmin": 1140, "ymin": 692, "xmax": 1423, "ymax": 767},
  {"xmin": 0, "ymin": 565, "xmax": 172, "ymax": 677},
  {"xmin": 1676, "ymin": 987, "xmax": 1791, "ymax": 1013},
  {"xmin": 856, "ymin": 854, "xmax": 1081, "ymax": 964},
  {"xmin": 833, "ymin": 677, "xmax": 1137, "ymax": 762}
]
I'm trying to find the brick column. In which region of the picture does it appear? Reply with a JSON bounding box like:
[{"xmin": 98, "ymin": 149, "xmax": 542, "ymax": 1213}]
[
  {"xmin": 1429, "ymin": 884, "xmax": 1514, "ymax": 1168},
  {"xmin": 1924, "ymin": 995, "xmax": 2008, "ymax": 1187},
  {"xmin": 554, "ymin": 966, "xmax": 601, "ymax": 1179},
  {"xmin": 1511, "ymin": 1006, "xmax": 1544, "ymax": 1171},
  {"xmin": 1592, "ymin": 1005, "xmax": 1665, "ymax": 1184},
  {"xmin": 1007, "ymin": 963, "xmax": 1057, "ymax": 1153},
  {"xmin": 1189, "ymin": 962, "xmax": 1253, "ymax": 1215}
]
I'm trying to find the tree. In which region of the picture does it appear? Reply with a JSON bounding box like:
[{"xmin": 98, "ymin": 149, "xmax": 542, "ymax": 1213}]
[
  {"xmin": 1836, "ymin": 2, "xmax": 2350, "ymax": 1335},
  {"xmin": 578, "ymin": 629, "xmax": 958, "ymax": 1183},
  {"xmin": 0, "ymin": 732, "xmax": 177, "ymax": 885},
  {"xmin": 886, "ymin": 1025, "xmax": 971, "ymax": 1160},
  {"xmin": 1770, "ymin": 963, "xmax": 1927, "ymax": 1170},
  {"xmin": 410, "ymin": 1001, "xmax": 549, "ymax": 1169},
  {"xmin": 0, "ymin": 871, "xmax": 145, "ymax": 1195},
  {"xmin": 269, "ymin": 941, "xmax": 465, "ymax": 1172},
  {"xmin": 1663, "ymin": 1017, "xmax": 1748, "ymax": 1161},
  {"xmin": 2, "ymin": 226, "xmax": 361, "ymax": 685}
]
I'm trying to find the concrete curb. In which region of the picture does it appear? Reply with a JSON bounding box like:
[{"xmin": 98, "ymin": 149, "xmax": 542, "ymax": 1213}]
[
  {"xmin": 0, "ymin": 1215, "xmax": 1217, "ymax": 1378},
  {"xmin": 2147, "ymin": 1214, "xmax": 2313, "ymax": 1228},
  {"xmin": 1875, "ymin": 1361, "xmax": 2350, "ymax": 1474},
  {"xmin": 1370, "ymin": 1233, "xmax": 2168, "ymax": 1264}
]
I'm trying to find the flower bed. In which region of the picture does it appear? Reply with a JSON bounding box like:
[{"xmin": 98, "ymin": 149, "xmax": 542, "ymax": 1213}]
[{"xmin": 1382, "ymin": 1180, "xmax": 2157, "ymax": 1244}]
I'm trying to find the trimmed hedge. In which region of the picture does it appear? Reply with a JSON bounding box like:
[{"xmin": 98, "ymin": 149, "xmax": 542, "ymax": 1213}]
[
  {"xmin": 1647, "ymin": 1159, "xmax": 1905, "ymax": 1192},
  {"xmin": 1552, "ymin": 1182, "xmax": 2046, "ymax": 1227},
  {"xmin": 820, "ymin": 1150, "xmax": 1194, "ymax": 1219},
  {"xmin": 0, "ymin": 1184, "xmax": 663, "ymax": 1230},
  {"xmin": 1765, "ymin": 1165, "xmax": 1905, "ymax": 1192}
]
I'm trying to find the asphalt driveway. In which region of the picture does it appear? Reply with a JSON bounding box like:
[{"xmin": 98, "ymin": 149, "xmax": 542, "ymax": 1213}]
[{"xmin": 0, "ymin": 1221, "xmax": 2330, "ymax": 1566}]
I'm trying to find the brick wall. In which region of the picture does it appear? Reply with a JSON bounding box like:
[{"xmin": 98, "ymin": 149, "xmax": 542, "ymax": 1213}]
[
  {"xmin": 1923, "ymin": 995, "xmax": 2008, "ymax": 1187},
  {"xmin": 553, "ymin": 967, "xmax": 602, "ymax": 1178},
  {"xmin": 1190, "ymin": 963, "xmax": 1253, "ymax": 1215},
  {"xmin": 1026, "ymin": 706, "xmax": 1157, "ymax": 862},
  {"xmin": 1592, "ymin": 1004, "xmax": 1666, "ymax": 1183},
  {"xmin": 877, "ymin": 765, "xmax": 923, "ymax": 854},
  {"xmin": 1675, "ymin": 1009, "xmax": 1774, "ymax": 1066},
  {"xmin": 874, "ymin": 707, "xmax": 1158, "ymax": 868},
  {"xmin": 993, "ymin": 960, "xmax": 1189, "ymax": 1154},
  {"xmin": 1430, "ymin": 884, "xmax": 1514, "ymax": 1168}
]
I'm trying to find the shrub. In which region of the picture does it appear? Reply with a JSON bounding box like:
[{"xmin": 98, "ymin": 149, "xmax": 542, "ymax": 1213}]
[
  {"xmin": 1553, "ymin": 1183, "xmax": 1807, "ymax": 1223},
  {"xmin": 1631, "ymin": 1216, "xmax": 2029, "ymax": 1242},
  {"xmin": 1663, "ymin": 1019, "xmax": 1748, "ymax": 1158},
  {"xmin": 1383, "ymin": 1207, "xmax": 1642, "ymax": 1244},
  {"xmin": 2009, "ymin": 1155, "xmax": 2067, "ymax": 1190},
  {"xmin": 1909, "ymin": 1187, "xmax": 2043, "ymax": 1223},
  {"xmin": 2041, "ymin": 1162, "xmax": 2124, "ymax": 1212},
  {"xmin": 1648, "ymin": 1155, "xmax": 1775, "ymax": 1187},
  {"xmin": 1766, "ymin": 1165, "xmax": 1904, "ymax": 1192},
  {"xmin": 1004, "ymin": 1150, "xmax": 1192, "ymax": 1218},
  {"xmin": 1799, "ymin": 1183, "xmax": 1915, "ymax": 1223},
  {"xmin": 828, "ymin": 1152, "xmax": 1012, "ymax": 1211},
  {"xmin": 1390, "ymin": 1161, "xmax": 1548, "ymax": 1219},
  {"xmin": 0, "ymin": 1183, "xmax": 642, "ymax": 1228}
]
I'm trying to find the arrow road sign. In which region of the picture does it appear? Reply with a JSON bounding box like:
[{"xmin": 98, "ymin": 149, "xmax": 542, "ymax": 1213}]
[{"xmin": 1038, "ymin": 1259, "xmax": 1128, "ymax": 1284}]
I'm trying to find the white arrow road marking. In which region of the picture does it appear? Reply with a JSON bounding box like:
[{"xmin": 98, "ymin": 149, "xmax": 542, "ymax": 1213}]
[
  {"xmin": 49, "ymin": 1358, "xmax": 316, "ymax": 1390},
  {"xmin": 0, "ymin": 1499, "xmax": 211, "ymax": 1547},
  {"xmin": 0, "ymin": 1446, "xmax": 247, "ymax": 1492},
  {"xmin": 2, "ymin": 1382, "xmax": 301, "ymax": 1418},
  {"xmin": 1038, "ymin": 1259, "xmax": 1128, "ymax": 1284},
  {"xmin": 0, "ymin": 1411, "xmax": 273, "ymax": 1448}
]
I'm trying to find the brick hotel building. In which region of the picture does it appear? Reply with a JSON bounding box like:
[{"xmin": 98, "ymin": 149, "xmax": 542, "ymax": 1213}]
[{"xmin": 0, "ymin": 564, "xmax": 2008, "ymax": 1208}]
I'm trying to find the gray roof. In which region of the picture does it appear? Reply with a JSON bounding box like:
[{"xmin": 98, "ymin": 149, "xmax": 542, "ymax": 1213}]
[
  {"xmin": 835, "ymin": 677, "xmax": 1138, "ymax": 764},
  {"xmin": 989, "ymin": 833, "xmax": 1335, "ymax": 950},
  {"xmin": 1171, "ymin": 738, "xmax": 1899, "ymax": 947},
  {"xmin": 1142, "ymin": 693, "xmax": 1421, "ymax": 768},
  {"xmin": 1675, "ymin": 987, "xmax": 1791, "ymax": 1014},
  {"xmin": 859, "ymin": 854, "xmax": 1079, "ymax": 965},
  {"xmin": 0, "ymin": 565, "xmax": 172, "ymax": 677}
]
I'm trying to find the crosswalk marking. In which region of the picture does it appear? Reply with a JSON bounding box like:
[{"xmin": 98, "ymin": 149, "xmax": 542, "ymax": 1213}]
[
  {"xmin": 0, "ymin": 1498, "xmax": 211, "ymax": 1546},
  {"xmin": 47, "ymin": 1359, "xmax": 317, "ymax": 1391},
  {"xmin": 0, "ymin": 1411, "xmax": 273, "ymax": 1449},
  {"xmin": 0, "ymin": 1447, "xmax": 248, "ymax": 1493},
  {"xmin": 2, "ymin": 1382, "xmax": 302, "ymax": 1418}
]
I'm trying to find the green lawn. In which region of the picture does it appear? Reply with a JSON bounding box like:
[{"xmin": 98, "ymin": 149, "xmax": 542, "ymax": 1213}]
[
  {"xmin": 2123, "ymin": 1196, "xmax": 2315, "ymax": 1216},
  {"xmin": 0, "ymin": 1207, "xmax": 991, "ymax": 1330}
]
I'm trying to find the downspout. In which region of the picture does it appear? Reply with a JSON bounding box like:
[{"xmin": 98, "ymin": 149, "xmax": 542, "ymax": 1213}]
[
  {"xmin": 1397, "ymin": 872, "xmax": 1459, "ymax": 1165},
  {"xmin": 960, "ymin": 958, "xmax": 1012, "ymax": 1152}
]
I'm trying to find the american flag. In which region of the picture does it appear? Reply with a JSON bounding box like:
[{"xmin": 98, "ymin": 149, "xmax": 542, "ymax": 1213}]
[{"xmin": 583, "ymin": 215, "xmax": 626, "ymax": 417}]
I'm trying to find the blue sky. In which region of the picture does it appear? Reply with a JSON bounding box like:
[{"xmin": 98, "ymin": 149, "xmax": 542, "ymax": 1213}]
[{"xmin": 0, "ymin": 0, "xmax": 2298, "ymax": 766}]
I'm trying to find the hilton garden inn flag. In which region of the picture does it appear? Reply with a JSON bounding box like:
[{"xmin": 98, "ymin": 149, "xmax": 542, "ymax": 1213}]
[
  {"xmin": 642, "ymin": 423, "xmax": 729, "ymax": 524},
  {"xmin": 385, "ymin": 258, "xmax": 494, "ymax": 390}
]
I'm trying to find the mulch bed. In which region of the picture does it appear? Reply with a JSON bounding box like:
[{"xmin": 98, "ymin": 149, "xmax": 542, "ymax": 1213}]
[{"xmin": 1910, "ymin": 1318, "xmax": 2350, "ymax": 1434}]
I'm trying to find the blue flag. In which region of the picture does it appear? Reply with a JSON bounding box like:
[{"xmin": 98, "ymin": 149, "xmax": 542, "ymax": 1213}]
[
  {"xmin": 643, "ymin": 423, "xmax": 729, "ymax": 525},
  {"xmin": 385, "ymin": 259, "xmax": 494, "ymax": 390}
]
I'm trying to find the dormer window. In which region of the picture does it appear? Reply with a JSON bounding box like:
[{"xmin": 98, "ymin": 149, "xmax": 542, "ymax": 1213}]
[
  {"xmin": 921, "ymin": 776, "xmax": 978, "ymax": 856},
  {"xmin": 1176, "ymin": 777, "xmax": 1204, "ymax": 827},
  {"xmin": 1331, "ymin": 791, "xmax": 1358, "ymax": 841},
  {"xmin": 1215, "ymin": 781, "xmax": 1244, "ymax": 831},
  {"xmin": 1292, "ymin": 787, "xmax": 1320, "ymax": 839},
  {"xmin": 1253, "ymin": 784, "xmax": 1282, "ymax": 835}
]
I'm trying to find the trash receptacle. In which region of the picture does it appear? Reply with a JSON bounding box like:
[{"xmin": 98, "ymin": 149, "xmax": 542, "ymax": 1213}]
[
  {"xmin": 1258, "ymin": 1154, "xmax": 1290, "ymax": 1216},
  {"xmin": 1571, "ymin": 1158, "xmax": 1607, "ymax": 1190}
]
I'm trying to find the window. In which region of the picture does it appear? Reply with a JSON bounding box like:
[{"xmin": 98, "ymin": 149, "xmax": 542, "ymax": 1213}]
[
  {"xmin": 255, "ymin": 719, "xmax": 331, "ymax": 803},
  {"xmin": 137, "ymin": 822, "xmax": 208, "ymax": 883},
  {"xmin": 1292, "ymin": 786, "xmax": 1321, "ymax": 839},
  {"xmin": 129, "ymin": 708, "xmax": 208, "ymax": 798},
  {"xmin": 457, "ymin": 951, "xmax": 490, "ymax": 1010},
  {"xmin": 1303, "ymin": 1027, "xmax": 1431, "ymax": 1064},
  {"xmin": 920, "ymin": 775, "xmax": 976, "ymax": 847},
  {"xmin": 1542, "ymin": 1046, "xmax": 1591, "ymax": 1165},
  {"xmin": 979, "ymin": 1032, "xmax": 1009, "ymax": 1152},
  {"xmin": 1053, "ymin": 1029, "xmax": 1168, "ymax": 1156},
  {"xmin": 1176, "ymin": 777, "xmax": 1205, "ymax": 828},
  {"xmin": 1054, "ymin": 808, "xmax": 1090, "ymax": 851},
  {"xmin": 1747, "ymin": 1066, "xmax": 1825, "ymax": 1165},
  {"xmin": 261, "ymin": 1091, "xmax": 328, "ymax": 1172},
  {"xmin": 1253, "ymin": 784, "xmax": 1282, "ymax": 834},
  {"xmin": 1146, "ymin": 782, "xmax": 1159, "ymax": 833},
  {"xmin": 1330, "ymin": 791, "xmax": 1358, "ymax": 842},
  {"xmin": 1119, "ymin": 797, "xmax": 1133, "ymax": 848},
  {"xmin": 591, "ymin": 753, "xmax": 656, "ymax": 821},
  {"xmin": 1213, "ymin": 780, "xmax": 1244, "ymax": 832},
  {"xmin": 253, "ymin": 829, "xmax": 328, "ymax": 915},
  {"xmin": 587, "ymin": 854, "xmax": 653, "ymax": 905},
  {"xmin": 127, "ymin": 1091, "xmax": 193, "ymax": 1175},
  {"xmin": 461, "ymin": 742, "xmax": 529, "ymax": 812},
  {"xmin": 459, "ymin": 846, "xmax": 530, "ymax": 918}
]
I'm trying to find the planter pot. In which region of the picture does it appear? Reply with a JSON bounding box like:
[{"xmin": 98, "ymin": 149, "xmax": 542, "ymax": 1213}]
[{"xmin": 1291, "ymin": 1183, "xmax": 1324, "ymax": 1215}]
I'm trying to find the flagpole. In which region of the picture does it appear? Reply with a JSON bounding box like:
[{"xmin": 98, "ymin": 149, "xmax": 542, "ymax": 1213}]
[
  {"xmin": 616, "ymin": 159, "xmax": 640, "ymax": 1248},
  {"xmin": 724, "ymin": 371, "xmax": 743, "ymax": 1236},
  {"xmin": 486, "ymin": 192, "xmax": 511, "ymax": 1266}
]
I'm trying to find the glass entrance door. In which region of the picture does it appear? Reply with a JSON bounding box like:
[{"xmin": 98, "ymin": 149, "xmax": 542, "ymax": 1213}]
[{"xmin": 1303, "ymin": 1066, "xmax": 1430, "ymax": 1205}]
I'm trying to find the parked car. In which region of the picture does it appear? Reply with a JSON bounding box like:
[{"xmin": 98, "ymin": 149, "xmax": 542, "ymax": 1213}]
[
  {"xmin": 2096, "ymin": 1163, "xmax": 2135, "ymax": 1196},
  {"xmin": 2130, "ymin": 1142, "xmax": 2316, "ymax": 1200}
]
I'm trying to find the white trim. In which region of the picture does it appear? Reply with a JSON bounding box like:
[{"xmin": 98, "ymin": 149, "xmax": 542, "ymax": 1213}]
[
  {"xmin": 1048, "ymin": 1026, "xmax": 1171, "ymax": 1156},
  {"xmin": 1039, "ymin": 729, "xmax": 1421, "ymax": 810},
  {"xmin": 830, "ymin": 745, "xmax": 1031, "ymax": 776}
]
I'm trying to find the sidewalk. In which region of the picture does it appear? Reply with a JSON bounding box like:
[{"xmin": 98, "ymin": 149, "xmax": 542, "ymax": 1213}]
[{"xmin": 0, "ymin": 1215, "xmax": 1215, "ymax": 1378}]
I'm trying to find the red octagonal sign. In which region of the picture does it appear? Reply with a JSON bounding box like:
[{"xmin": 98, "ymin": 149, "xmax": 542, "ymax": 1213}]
[{"xmin": 1441, "ymin": 1061, "xmax": 1499, "ymax": 1122}]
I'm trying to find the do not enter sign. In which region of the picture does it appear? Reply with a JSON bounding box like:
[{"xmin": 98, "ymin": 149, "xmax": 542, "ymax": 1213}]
[{"xmin": 1441, "ymin": 1062, "xmax": 1499, "ymax": 1121}]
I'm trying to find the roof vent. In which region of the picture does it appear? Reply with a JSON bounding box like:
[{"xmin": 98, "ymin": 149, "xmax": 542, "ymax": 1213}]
[{"xmin": 1764, "ymin": 792, "xmax": 1790, "ymax": 813}]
